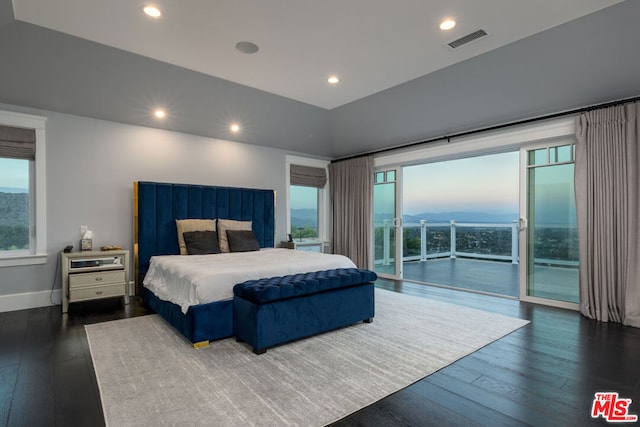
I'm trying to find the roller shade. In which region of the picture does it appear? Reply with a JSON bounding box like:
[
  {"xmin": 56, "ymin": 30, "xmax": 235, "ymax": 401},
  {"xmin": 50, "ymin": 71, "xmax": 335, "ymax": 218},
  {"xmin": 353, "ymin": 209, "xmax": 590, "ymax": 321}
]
[
  {"xmin": 0, "ymin": 125, "xmax": 36, "ymax": 161},
  {"xmin": 290, "ymin": 164, "xmax": 327, "ymax": 188}
]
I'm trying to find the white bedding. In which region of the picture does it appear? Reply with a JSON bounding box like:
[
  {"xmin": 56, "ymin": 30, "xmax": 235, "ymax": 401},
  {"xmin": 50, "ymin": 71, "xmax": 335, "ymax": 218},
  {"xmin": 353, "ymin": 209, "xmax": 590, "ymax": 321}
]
[{"xmin": 143, "ymin": 248, "xmax": 357, "ymax": 313}]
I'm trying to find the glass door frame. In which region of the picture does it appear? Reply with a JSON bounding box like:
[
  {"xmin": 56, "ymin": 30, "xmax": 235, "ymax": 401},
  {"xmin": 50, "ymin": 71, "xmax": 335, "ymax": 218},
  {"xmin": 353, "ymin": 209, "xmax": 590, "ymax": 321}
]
[
  {"xmin": 518, "ymin": 140, "xmax": 579, "ymax": 310},
  {"xmin": 373, "ymin": 166, "xmax": 403, "ymax": 280}
]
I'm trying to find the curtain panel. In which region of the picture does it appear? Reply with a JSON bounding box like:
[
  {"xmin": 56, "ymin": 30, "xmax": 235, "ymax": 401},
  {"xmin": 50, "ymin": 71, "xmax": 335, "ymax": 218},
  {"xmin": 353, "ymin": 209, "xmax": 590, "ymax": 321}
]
[
  {"xmin": 575, "ymin": 102, "xmax": 640, "ymax": 327},
  {"xmin": 329, "ymin": 156, "xmax": 373, "ymax": 269}
]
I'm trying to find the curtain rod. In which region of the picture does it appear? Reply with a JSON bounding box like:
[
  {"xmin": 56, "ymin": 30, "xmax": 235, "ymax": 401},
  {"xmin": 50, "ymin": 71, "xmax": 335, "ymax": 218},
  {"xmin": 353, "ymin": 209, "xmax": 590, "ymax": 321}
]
[{"xmin": 331, "ymin": 94, "xmax": 640, "ymax": 164}]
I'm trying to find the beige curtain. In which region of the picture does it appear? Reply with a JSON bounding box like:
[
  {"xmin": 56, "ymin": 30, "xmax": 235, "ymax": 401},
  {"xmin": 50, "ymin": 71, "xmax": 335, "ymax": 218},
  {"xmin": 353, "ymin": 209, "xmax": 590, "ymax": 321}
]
[
  {"xmin": 329, "ymin": 156, "xmax": 373, "ymax": 268},
  {"xmin": 575, "ymin": 102, "xmax": 640, "ymax": 327}
]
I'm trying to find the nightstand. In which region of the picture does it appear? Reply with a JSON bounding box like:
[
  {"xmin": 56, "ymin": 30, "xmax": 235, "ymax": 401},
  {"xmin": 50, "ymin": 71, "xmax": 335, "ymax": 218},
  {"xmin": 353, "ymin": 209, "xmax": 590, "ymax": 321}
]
[
  {"xmin": 61, "ymin": 250, "xmax": 130, "ymax": 313},
  {"xmin": 279, "ymin": 240, "xmax": 326, "ymax": 253}
]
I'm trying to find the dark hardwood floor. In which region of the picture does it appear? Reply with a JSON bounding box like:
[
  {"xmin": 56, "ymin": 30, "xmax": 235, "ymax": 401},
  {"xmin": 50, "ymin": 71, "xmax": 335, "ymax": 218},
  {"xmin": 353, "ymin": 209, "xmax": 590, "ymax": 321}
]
[
  {"xmin": 1, "ymin": 282, "xmax": 639, "ymax": 426},
  {"xmin": 0, "ymin": 298, "xmax": 152, "ymax": 427}
]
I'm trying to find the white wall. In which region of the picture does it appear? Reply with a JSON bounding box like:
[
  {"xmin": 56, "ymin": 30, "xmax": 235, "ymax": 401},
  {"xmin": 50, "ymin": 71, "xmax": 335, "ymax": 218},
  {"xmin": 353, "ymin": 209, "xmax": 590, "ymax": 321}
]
[{"xmin": 0, "ymin": 103, "xmax": 293, "ymax": 309}]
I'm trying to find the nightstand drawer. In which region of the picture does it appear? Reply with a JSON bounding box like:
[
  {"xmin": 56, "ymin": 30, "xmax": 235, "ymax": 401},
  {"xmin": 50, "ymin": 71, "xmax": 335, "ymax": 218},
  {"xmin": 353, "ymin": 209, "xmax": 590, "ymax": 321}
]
[
  {"xmin": 69, "ymin": 270, "xmax": 125, "ymax": 288},
  {"xmin": 69, "ymin": 283, "xmax": 126, "ymax": 301}
]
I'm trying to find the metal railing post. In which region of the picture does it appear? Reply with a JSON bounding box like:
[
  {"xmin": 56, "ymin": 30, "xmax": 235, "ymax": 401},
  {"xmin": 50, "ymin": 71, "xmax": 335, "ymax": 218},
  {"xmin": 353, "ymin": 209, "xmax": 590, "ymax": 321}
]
[
  {"xmin": 420, "ymin": 220, "xmax": 427, "ymax": 261},
  {"xmin": 383, "ymin": 219, "xmax": 390, "ymax": 265},
  {"xmin": 450, "ymin": 220, "xmax": 456, "ymax": 259},
  {"xmin": 511, "ymin": 220, "xmax": 519, "ymax": 264}
]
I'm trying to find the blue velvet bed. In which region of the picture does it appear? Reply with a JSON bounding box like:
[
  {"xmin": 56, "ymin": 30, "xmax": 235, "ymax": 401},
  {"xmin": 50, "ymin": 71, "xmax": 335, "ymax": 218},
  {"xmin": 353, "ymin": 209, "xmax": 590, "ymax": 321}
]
[{"xmin": 134, "ymin": 181, "xmax": 275, "ymax": 347}]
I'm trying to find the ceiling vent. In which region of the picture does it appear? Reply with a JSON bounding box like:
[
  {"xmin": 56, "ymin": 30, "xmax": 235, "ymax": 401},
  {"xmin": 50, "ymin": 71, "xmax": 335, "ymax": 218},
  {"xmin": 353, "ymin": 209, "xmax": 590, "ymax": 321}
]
[{"xmin": 448, "ymin": 29, "xmax": 488, "ymax": 49}]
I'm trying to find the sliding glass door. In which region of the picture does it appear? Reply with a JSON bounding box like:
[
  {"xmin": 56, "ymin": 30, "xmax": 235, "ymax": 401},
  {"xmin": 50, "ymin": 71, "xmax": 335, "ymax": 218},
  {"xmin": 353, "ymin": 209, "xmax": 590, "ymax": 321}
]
[
  {"xmin": 519, "ymin": 142, "xmax": 579, "ymax": 308},
  {"xmin": 370, "ymin": 117, "xmax": 579, "ymax": 308},
  {"xmin": 372, "ymin": 144, "xmax": 580, "ymax": 307},
  {"xmin": 373, "ymin": 168, "xmax": 402, "ymax": 279}
]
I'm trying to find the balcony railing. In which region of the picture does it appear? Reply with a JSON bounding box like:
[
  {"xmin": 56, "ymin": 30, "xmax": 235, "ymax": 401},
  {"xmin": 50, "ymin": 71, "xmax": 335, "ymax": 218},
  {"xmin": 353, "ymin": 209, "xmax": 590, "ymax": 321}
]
[
  {"xmin": 375, "ymin": 219, "xmax": 580, "ymax": 268},
  {"xmin": 375, "ymin": 219, "xmax": 520, "ymax": 265}
]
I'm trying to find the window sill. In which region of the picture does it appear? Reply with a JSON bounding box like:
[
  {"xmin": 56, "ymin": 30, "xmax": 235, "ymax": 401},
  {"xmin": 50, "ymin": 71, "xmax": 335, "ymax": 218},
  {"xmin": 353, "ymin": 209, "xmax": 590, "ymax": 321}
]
[{"xmin": 0, "ymin": 253, "xmax": 48, "ymax": 268}]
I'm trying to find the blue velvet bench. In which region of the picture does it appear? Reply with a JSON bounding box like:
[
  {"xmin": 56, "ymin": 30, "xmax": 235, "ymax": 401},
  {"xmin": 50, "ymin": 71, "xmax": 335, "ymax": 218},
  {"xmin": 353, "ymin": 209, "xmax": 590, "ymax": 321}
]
[{"xmin": 233, "ymin": 268, "xmax": 377, "ymax": 354}]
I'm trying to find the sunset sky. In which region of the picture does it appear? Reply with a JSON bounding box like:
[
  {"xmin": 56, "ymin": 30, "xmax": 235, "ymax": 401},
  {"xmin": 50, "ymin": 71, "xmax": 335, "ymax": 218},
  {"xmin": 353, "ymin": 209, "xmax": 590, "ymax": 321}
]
[
  {"xmin": 378, "ymin": 150, "xmax": 577, "ymax": 226},
  {"xmin": 402, "ymin": 152, "xmax": 520, "ymax": 215}
]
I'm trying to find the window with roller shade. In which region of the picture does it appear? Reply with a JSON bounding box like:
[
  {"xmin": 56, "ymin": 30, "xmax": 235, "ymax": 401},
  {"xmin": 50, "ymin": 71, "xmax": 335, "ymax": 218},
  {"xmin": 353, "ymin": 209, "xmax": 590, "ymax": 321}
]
[
  {"xmin": 0, "ymin": 111, "xmax": 47, "ymax": 266},
  {"xmin": 289, "ymin": 163, "xmax": 327, "ymax": 241}
]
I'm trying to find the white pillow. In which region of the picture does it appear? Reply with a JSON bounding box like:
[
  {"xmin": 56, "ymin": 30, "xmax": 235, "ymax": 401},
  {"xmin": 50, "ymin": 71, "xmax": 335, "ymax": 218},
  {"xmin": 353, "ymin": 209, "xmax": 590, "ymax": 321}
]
[
  {"xmin": 175, "ymin": 219, "xmax": 216, "ymax": 255},
  {"xmin": 217, "ymin": 219, "xmax": 252, "ymax": 253}
]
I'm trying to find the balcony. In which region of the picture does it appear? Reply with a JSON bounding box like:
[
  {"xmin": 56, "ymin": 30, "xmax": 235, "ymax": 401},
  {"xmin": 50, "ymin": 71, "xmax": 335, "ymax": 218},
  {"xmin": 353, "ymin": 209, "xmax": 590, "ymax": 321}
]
[{"xmin": 374, "ymin": 220, "xmax": 579, "ymax": 302}]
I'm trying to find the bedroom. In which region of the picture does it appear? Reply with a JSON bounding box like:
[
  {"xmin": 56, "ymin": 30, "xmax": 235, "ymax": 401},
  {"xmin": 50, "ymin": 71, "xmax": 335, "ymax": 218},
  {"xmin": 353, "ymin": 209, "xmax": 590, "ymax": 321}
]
[{"xmin": 1, "ymin": 0, "xmax": 640, "ymax": 425}]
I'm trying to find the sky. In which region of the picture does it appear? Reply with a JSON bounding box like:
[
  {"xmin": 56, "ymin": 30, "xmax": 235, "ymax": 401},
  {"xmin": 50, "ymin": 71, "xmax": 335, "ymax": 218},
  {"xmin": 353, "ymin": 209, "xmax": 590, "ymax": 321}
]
[
  {"xmin": 0, "ymin": 158, "xmax": 29, "ymax": 191},
  {"xmin": 402, "ymin": 152, "xmax": 520, "ymax": 215},
  {"xmin": 290, "ymin": 185, "xmax": 318, "ymax": 210},
  {"xmin": 288, "ymin": 150, "xmax": 576, "ymax": 226},
  {"xmin": 290, "ymin": 153, "xmax": 521, "ymax": 213}
]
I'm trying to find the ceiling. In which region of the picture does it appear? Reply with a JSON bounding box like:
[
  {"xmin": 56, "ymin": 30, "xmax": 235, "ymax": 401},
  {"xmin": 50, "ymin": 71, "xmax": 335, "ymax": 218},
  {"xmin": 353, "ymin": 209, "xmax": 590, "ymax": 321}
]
[{"xmin": 12, "ymin": 0, "xmax": 624, "ymax": 110}]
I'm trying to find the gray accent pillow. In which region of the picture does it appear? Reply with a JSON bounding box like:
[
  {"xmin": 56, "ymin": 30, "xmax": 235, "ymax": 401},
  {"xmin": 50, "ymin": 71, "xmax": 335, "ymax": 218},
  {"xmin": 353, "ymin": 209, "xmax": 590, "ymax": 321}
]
[
  {"xmin": 183, "ymin": 230, "xmax": 221, "ymax": 255},
  {"xmin": 175, "ymin": 219, "xmax": 217, "ymax": 255},
  {"xmin": 226, "ymin": 230, "xmax": 260, "ymax": 252},
  {"xmin": 217, "ymin": 219, "xmax": 252, "ymax": 252}
]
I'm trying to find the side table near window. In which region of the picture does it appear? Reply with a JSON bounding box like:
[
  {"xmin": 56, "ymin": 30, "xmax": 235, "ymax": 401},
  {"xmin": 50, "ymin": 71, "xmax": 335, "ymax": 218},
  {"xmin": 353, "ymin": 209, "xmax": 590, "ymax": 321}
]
[
  {"xmin": 61, "ymin": 250, "xmax": 129, "ymax": 313},
  {"xmin": 279, "ymin": 241, "xmax": 325, "ymax": 253}
]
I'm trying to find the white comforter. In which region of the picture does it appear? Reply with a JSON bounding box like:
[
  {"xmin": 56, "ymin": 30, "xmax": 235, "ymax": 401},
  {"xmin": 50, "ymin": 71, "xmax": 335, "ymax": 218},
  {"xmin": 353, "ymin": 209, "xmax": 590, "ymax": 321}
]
[{"xmin": 143, "ymin": 248, "xmax": 357, "ymax": 313}]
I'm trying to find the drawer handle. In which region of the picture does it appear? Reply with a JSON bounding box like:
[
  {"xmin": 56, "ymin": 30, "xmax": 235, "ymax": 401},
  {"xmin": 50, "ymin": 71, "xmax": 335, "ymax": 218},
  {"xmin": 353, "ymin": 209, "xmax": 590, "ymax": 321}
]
[
  {"xmin": 96, "ymin": 291, "xmax": 104, "ymax": 295},
  {"xmin": 95, "ymin": 277, "xmax": 103, "ymax": 282}
]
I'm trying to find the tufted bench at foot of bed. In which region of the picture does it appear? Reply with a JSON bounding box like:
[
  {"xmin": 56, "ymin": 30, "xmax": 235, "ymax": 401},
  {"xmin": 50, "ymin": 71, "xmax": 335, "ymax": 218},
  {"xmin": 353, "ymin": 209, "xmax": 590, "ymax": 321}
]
[{"xmin": 232, "ymin": 268, "xmax": 377, "ymax": 354}]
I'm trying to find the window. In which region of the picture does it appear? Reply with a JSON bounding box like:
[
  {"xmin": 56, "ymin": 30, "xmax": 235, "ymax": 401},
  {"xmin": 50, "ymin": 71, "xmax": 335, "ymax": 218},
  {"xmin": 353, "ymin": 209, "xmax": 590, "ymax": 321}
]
[
  {"xmin": 290, "ymin": 185, "xmax": 319, "ymax": 239},
  {"xmin": 286, "ymin": 156, "xmax": 328, "ymax": 243},
  {"xmin": 0, "ymin": 110, "xmax": 47, "ymax": 266},
  {"xmin": 0, "ymin": 158, "xmax": 31, "ymax": 251}
]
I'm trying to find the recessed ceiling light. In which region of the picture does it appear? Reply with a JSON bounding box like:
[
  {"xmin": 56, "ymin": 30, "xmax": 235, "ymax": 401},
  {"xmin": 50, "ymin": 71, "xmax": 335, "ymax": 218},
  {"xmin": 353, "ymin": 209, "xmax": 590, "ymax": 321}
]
[
  {"xmin": 327, "ymin": 76, "xmax": 340, "ymax": 84},
  {"xmin": 154, "ymin": 109, "xmax": 166, "ymax": 119},
  {"xmin": 143, "ymin": 5, "xmax": 162, "ymax": 18},
  {"xmin": 235, "ymin": 41, "xmax": 259, "ymax": 54},
  {"xmin": 440, "ymin": 19, "xmax": 456, "ymax": 30},
  {"xmin": 230, "ymin": 123, "xmax": 240, "ymax": 133}
]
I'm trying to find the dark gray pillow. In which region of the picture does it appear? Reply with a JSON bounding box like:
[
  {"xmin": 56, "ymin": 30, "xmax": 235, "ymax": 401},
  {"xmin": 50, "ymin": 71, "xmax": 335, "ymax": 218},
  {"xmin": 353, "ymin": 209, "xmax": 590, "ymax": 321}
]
[
  {"xmin": 183, "ymin": 230, "xmax": 220, "ymax": 255},
  {"xmin": 226, "ymin": 230, "xmax": 260, "ymax": 252}
]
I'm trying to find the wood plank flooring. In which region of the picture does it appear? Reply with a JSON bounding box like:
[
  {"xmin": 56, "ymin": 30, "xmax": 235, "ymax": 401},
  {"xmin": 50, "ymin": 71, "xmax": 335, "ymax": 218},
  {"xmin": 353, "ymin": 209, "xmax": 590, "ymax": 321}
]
[
  {"xmin": 1, "ymin": 282, "xmax": 639, "ymax": 426},
  {"xmin": 0, "ymin": 299, "xmax": 152, "ymax": 427},
  {"xmin": 332, "ymin": 280, "xmax": 640, "ymax": 426}
]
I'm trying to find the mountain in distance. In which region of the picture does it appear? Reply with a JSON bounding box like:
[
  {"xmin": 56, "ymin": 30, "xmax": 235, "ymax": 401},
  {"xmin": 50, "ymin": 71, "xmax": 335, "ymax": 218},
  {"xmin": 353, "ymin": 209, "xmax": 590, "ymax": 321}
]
[
  {"xmin": 0, "ymin": 187, "xmax": 27, "ymax": 193},
  {"xmin": 291, "ymin": 208, "xmax": 318, "ymax": 229},
  {"xmin": 401, "ymin": 211, "xmax": 519, "ymax": 224},
  {"xmin": 0, "ymin": 191, "xmax": 29, "ymax": 227}
]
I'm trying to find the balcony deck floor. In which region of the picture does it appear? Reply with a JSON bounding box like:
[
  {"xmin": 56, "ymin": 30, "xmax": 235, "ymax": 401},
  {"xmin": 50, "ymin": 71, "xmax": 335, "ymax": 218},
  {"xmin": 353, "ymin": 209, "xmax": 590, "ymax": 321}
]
[{"xmin": 375, "ymin": 258, "xmax": 579, "ymax": 302}]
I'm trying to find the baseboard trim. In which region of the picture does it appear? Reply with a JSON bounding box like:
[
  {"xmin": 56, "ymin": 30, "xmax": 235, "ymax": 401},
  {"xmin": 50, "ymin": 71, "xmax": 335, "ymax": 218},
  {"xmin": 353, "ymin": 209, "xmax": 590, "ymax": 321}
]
[{"xmin": 0, "ymin": 289, "xmax": 61, "ymax": 313}]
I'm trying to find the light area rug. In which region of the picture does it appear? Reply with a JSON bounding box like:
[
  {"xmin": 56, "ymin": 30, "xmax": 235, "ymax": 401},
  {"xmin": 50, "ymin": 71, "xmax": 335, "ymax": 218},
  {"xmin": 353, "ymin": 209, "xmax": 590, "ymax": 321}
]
[{"xmin": 86, "ymin": 288, "xmax": 529, "ymax": 427}]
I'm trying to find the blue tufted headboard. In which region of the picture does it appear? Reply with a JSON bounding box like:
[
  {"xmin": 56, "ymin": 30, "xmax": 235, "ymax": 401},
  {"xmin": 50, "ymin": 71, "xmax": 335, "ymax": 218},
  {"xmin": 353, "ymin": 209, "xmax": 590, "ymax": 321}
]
[{"xmin": 134, "ymin": 181, "xmax": 275, "ymax": 287}]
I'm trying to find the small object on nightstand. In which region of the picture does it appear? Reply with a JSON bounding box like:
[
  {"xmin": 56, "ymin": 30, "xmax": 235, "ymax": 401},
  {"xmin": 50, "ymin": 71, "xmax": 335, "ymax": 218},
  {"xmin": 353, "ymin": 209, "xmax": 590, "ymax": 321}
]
[
  {"xmin": 279, "ymin": 241, "xmax": 295, "ymax": 249},
  {"xmin": 279, "ymin": 240, "xmax": 323, "ymax": 252},
  {"xmin": 80, "ymin": 239, "xmax": 92, "ymax": 251},
  {"xmin": 80, "ymin": 228, "xmax": 94, "ymax": 251},
  {"xmin": 63, "ymin": 245, "xmax": 73, "ymax": 253},
  {"xmin": 100, "ymin": 245, "xmax": 123, "ymax": 251}
]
